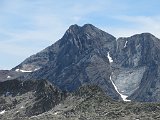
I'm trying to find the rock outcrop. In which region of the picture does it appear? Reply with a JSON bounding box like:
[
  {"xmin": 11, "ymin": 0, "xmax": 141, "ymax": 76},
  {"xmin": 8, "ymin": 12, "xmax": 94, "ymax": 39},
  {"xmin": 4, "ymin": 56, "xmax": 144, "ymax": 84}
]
[
  {"xmin": 23, "ymin": 85, "xmax": 160, "ymax": 120},
  {"xmin": 0, "ymin": 79, "xmax": 66, "ymax": 119}
]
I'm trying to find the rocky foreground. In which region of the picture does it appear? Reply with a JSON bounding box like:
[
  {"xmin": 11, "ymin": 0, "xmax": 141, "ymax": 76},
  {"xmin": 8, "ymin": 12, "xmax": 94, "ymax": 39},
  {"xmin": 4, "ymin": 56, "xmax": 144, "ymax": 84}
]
[{"xmin": 0, "ymin": 79, "xmax": 160, "ymax": 120}]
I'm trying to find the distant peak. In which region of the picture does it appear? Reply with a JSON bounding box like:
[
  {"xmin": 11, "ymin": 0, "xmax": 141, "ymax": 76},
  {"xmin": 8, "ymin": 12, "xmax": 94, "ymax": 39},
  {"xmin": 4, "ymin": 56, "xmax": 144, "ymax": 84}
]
[
  {"xmin": 82, "ymin": 24, "xmax": 96, "ymax": 28},
  {"xmin": 69, "ymin": 24, "xmax": 80, "ymax": 30},
  {"xmin": 66, "ymin": 24, "xmax": 95, "ymax": 35},
  {"xmin": 66, "ymin": 24, "xmax": 81, "ymax": 35},
  {"xmin": 131, "ymin": 32, "xmax": 155, "ymax": 38},
  {"xmin": 82, "ymin": 24, "xmax": 99, "ymax": 31},
  {"xmin": 68, "ymin": 23, "xmax": 97, "ymax": 32},
  {"xmin": 64, "ymin": 23, "xmax": 115, "ymax": 40},
  {"xmin": 141, "ymin": 33, "xmax": 156, "ymax": 37}
]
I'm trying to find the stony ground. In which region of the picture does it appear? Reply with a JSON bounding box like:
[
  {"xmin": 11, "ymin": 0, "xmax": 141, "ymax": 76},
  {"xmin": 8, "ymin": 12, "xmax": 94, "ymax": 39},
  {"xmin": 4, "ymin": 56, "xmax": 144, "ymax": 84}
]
[
  {"xmin": 0, "ymin": 79, "xmax": 66, "ymax": 120},
  {"xmin": 1, "ymin": 85, "xmax": 160, "ymax": 120}
]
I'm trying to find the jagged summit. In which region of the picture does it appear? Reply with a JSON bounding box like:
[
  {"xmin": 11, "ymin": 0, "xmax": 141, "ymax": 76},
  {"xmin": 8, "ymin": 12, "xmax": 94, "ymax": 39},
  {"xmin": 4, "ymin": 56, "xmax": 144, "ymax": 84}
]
[
  {"xmin": 66, "ymin": 24, "xmax": 80, "ymax": 34},
  {"xmin": 67, "ymin": 24, "xmax": 99, "ymax": 32},
  {"xmin": 64, "ymin": 23, "xmax": 115, "ymax": 41},
  {"xmin": 66, "ymin": 24, "xmax": 96, "ymax": 34}
]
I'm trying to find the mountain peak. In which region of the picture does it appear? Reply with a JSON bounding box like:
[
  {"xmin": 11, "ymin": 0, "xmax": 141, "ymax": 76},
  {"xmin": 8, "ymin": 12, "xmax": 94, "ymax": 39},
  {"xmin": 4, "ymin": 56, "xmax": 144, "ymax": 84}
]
[
  {"xmin": 66, "ymin": 24, "xmax": 81, "ymax": 35},
  {"xmin": 65, "ymin": 23, "xmax": 115, "ymax": 40},
  {"xmin": 82, "ymin": 23, "xmax": 97, "ymax": 29},
  {"xmin": 68, "ymin": 24, "xmax": 80, "ymax": 30},
  {"xmin": 67, "ymin": 24, "xmax": 97, "ymax": 34},
  {"xmin": 68, "ymin": 23, "xmax": 96, "ymax": 29},
  {"xmin": 130, "ymin": 32, "xmax": 156, "ymax": 38}
]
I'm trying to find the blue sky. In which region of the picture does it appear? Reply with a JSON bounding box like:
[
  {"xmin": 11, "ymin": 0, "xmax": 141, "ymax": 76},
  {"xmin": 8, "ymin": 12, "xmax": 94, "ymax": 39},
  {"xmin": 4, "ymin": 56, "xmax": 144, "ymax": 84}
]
[{"xmin": 0, "ymin": 0, "xmax": 160, "ymax": 69}]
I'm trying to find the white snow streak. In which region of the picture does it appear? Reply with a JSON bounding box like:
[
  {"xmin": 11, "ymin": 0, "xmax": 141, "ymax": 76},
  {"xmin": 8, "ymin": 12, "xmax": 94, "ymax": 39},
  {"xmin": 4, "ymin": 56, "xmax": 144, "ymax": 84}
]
[
  {"xmin": 110, "ymin": 75, "xmax": 131, "ymax": 102},
  {"xmin": 15, "ymin": 69, "xmax": 32, "ymax": 72},
  {"xmin": 34, "ymin": 68, "xmax": 40, "ymax": 71},
  {"xmin": 15, "ymin": 68, "xmax": 40, "ymax": 73},
  {"xmin": 0, "ymin": 110, "xmax": 6, "ymax": 114},
  {"xmin": 20, "ymin": 69, "xmax": 32, "ymax": 72},
  {"xmin": 15, "ymin": 69, "xmax": 20, "ymax": 72},
  {"xmin": 107, "ymin": 52, "xmax": 113, "ymax": 63},
  {"xmin": 124, "ymin": 40, "xmax": 128, "ymax": 48}
]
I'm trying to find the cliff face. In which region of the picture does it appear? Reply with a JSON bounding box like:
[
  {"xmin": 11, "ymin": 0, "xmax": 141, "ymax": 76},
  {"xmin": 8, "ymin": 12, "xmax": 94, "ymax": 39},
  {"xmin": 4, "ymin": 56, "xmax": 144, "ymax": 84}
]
[
  {"xmin": 8, "ymin": 24, "xmax": 160, "ymax": 102},
  {"xmin": 12, "ymin": 24, "xmax": 120, "ymax": 100},
  {"xmin": 112, "ymin": 33, "xmax": 160, "ymax": 102}
]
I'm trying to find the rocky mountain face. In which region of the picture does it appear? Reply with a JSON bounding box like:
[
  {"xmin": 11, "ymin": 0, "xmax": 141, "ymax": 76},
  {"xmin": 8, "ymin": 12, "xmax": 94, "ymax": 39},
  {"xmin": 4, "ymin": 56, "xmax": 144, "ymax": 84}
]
[
  {"xmin": 0, "ymin": 79, "xmax": 67, "ymax": 119},
  {"xmin": 1, "ymin": 25, "xmax": 160, "ymax": 119},
  {"xmin": 2, "ymin": 24, "xmax": 160, "ymax": 102},
  {"xmin": 111, "ymin": 33, "xmax": 160, "ymax": 102},
  {"xmin": 12, "ymin": 24, "xmax": 120, "ymax": 100}
]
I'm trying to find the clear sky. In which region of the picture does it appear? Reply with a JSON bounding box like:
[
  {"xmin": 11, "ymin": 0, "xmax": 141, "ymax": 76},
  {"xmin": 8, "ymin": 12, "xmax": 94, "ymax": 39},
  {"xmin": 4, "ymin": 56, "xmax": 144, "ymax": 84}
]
[{"xmin": 0, "ymin": 0, "xmax": 160, "ymax": 69}]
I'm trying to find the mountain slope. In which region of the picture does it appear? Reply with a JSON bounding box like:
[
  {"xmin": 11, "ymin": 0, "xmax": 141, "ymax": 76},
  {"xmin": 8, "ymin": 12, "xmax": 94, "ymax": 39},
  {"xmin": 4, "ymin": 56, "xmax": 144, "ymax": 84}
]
[
  {"xmin": 8, "ymin": 24, "xmax": 160, "ymax": 102},
  {"xmin": 13, "ymin": 24, "xmax": 120, "ymax": 100},
  {"xmin": 112, "ymin": 33, "xmax": 160, "ymax": 102}
]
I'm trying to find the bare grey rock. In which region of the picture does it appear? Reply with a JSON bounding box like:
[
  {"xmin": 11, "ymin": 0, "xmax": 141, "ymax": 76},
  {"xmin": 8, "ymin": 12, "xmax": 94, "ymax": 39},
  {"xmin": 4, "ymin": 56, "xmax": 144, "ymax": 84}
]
[
  {"xmin": 0, "ymin": 79, "xmax": 67, "ymax": 119},
  {"xmin": 113, "ymin": 33, "xmax": 160, "ymax": 102},
  {"xmin": 13, "ymin": 24, "xmax": 120, "ymax": 100},
  {"xmin": 20, "ymin": 85, "xmax": 160, "ymax": 120},
  {"xmin": 3, "ymin": 24, "xmax": 160, "ymax": 102}
]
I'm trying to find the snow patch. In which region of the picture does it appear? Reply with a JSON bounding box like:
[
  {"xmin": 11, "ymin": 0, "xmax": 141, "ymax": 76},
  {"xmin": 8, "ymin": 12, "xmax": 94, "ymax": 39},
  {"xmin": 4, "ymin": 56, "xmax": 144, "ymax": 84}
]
[
  {"xmin": 0, "ymin": 110, "xmax": 6, "ymax": 114},
  {"xmin": 20, "ymin": 105, "xmax": 24, "ymax": 109},
  {"xmin": 34, "ymin": 68, "xmax": 40, "ymax": 71},
  {"xmin": 53, "ymin": 111, "xmax": 60, "ymax": 115},
  {"xmin": 110, "ymin": 74, "xmax": 131, "ymax": 102},
  {"xmin": 20, "ymin": 69, "xmax": 32, "ymax": 72},
  {"xmin": 15, "ymin": 69, "xmax": 20, "ymax": 72},
  {"xmin": 7, "ymin": 76, "xmax": 11, "ymax": 78},
  {"xmin": 120, "ymin": 94, "xmax": 131, "ymax": 102},
  {"xmin": 15, "ymin": 69, "xmax": 32, "ymax": 72},
  {"xmin": 124, "ymin": 40, "xmax": 128, "ymax": 48},
  {"xmin": 107, "ymin": 52, "xmax": 113, "ymax": 63}
]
